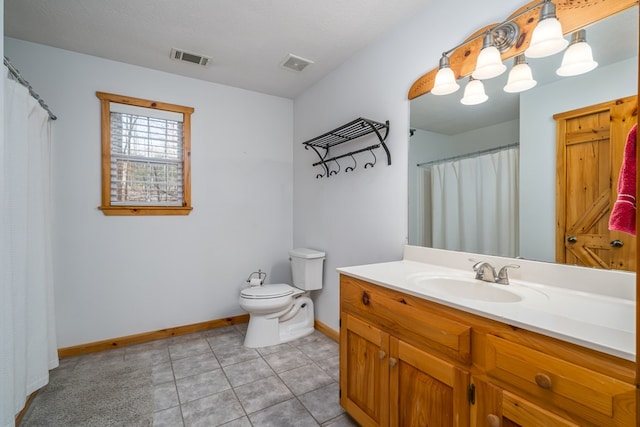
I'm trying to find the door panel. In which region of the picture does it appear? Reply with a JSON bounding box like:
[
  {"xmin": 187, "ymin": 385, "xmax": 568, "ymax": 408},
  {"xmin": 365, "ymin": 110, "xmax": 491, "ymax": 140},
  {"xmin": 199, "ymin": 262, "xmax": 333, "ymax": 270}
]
[
  {"xmin": 340, "ymin": 313, "xmax": 389, "ymax": 427},
  {"xmin": 389, "ymin": 337, "xmax": 469, "ymax": 427},
  {"xmin": 555, "ymin": 96, "xmax": 637, "ymax": 271}
]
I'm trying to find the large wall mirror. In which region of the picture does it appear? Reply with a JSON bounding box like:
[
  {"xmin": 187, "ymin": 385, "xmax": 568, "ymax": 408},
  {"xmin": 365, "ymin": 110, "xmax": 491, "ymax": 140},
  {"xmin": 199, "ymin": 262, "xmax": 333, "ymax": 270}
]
[{"xmin": 409, "ymin": 6, "xmax": 638, "ymax": 272}]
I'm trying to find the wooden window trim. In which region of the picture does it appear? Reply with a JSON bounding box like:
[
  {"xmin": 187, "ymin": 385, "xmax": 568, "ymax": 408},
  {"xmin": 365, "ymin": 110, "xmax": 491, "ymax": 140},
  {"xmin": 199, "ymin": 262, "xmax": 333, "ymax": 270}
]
[{"xmin": 96, "ymin": 92, "xmax": 194, "ymax": 216}]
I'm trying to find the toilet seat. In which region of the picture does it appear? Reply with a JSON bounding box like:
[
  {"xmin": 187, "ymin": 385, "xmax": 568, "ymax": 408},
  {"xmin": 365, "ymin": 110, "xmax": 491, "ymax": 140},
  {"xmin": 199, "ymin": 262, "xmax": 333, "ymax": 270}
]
[{"xmin": 240, "ymin": 283, "xmax": 294, "ymax": 299}]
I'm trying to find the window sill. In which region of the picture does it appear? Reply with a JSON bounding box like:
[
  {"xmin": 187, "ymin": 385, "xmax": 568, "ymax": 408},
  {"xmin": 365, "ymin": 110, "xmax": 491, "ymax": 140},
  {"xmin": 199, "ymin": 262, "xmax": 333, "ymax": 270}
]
[{"xmin": 99, "ymin": 206, "xmax": 193, "ymax": 216}]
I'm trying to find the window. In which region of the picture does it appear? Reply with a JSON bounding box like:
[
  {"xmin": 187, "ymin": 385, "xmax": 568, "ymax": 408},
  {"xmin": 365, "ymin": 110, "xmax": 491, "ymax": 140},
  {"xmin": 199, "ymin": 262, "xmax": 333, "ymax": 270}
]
[{"xmin": 96, "ymin": 92, "xmax": 194, "ymax": 215}]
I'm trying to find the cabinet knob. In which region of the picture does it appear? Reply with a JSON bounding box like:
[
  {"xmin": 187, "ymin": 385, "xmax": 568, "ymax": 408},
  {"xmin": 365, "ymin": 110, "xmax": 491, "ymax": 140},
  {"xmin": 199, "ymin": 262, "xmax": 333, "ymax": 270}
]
[
  {"xmin": 362, "ymin": 291, "xmax": 370, "ymax": 306},
  {"xmin": 487, "ymin": 414, "xmax": 500, "ymax": 427},
  {"xmin": 378, "ymin": 350, "xmax": 386, "ymax": 360},
  {"xmin": 534, "ymin": 373, "xmax": 552, "ymax": 389},
  {"xmin": 567, "ymin": 236, "xmax": 577, "ymax": 244},
  {"xmin": 389, "ymin": 357, "xmax": 397, "ymax": 368}
]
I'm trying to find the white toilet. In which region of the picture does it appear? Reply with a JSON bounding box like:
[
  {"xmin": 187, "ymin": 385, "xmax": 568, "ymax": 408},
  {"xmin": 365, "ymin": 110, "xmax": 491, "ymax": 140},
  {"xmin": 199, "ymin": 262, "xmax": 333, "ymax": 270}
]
[{"xmin": 239, "ymin": 248, "xmax": 325, "ymax": 348}]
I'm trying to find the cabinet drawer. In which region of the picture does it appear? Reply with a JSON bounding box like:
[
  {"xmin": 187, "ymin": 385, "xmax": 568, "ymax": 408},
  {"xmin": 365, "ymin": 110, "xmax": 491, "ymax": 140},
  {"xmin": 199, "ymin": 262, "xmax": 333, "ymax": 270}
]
[
  {"xmin": 341, "ymin": 275, "xmax": 471, "ymax": 364},
  {"xmin": 485, "ymin": 335, "xmax": 635, "ymax": 426}
]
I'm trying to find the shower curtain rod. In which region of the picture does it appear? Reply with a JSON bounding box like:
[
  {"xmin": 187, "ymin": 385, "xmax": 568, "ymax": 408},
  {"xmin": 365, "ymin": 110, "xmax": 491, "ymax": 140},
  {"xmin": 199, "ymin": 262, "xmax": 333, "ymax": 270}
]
[
  {"xmin": 4, "ymin": 56, "xmax": 57, "ymax": 120},
  {"xmin": 417, "ymin": 142, "xmax": 519, "ymax": 167}
]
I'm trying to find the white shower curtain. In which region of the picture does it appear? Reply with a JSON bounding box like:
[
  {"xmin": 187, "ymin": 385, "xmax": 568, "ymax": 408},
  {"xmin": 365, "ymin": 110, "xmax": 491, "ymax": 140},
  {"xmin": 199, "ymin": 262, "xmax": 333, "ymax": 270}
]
[
  {"xmin": 1, "ymin": 71, "xmax": 58, "ymax": 427},
  {"xmin": 430, "ymin": 147, "xmax": 519, "ymax": 257}
]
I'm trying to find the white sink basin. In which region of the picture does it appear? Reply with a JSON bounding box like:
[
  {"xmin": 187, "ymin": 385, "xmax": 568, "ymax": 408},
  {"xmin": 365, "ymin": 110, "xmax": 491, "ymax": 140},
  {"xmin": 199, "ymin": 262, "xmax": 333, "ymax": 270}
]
[{"xmin": 411, "ymin": 276, "xmax": 523, "ymax": 303}]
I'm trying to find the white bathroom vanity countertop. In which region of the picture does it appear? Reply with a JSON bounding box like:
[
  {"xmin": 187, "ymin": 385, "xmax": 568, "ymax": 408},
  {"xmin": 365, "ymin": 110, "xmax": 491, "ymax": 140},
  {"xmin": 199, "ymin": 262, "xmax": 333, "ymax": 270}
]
[{"xmin": 337, "ymin": 246, "xmax": 636, "ymax": 361}]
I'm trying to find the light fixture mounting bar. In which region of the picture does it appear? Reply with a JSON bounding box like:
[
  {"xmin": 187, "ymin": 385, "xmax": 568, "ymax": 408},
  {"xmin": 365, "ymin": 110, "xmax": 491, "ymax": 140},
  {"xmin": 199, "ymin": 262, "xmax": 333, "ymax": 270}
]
[
  {"xmin": 492, "ymin": 22, "xmax": 520, "ymax": 53},
  {"xmin": 441, "ymin": 0, "xmax": 546, "ymax": 58}
]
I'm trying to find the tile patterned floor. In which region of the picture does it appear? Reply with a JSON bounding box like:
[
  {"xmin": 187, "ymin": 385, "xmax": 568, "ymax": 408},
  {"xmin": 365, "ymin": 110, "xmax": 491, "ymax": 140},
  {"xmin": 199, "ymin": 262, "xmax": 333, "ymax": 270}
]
[{"xmin": 56, "ymin": 325, "xmax": 358, "ymax": 426}]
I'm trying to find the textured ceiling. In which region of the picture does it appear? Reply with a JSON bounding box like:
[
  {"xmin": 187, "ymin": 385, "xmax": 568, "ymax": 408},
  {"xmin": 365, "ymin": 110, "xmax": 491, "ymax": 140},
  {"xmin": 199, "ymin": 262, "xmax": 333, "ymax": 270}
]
[{"xmin": 4, "ymin": 0, "xmax": 426, "ymax": 99}]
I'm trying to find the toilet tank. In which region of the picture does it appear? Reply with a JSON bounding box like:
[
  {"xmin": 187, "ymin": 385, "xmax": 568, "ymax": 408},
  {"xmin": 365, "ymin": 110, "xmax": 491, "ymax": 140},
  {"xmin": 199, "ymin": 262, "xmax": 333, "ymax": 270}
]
[{"xmin": 289, "ymin": 248, "xmax": 325, "ymax": 291}]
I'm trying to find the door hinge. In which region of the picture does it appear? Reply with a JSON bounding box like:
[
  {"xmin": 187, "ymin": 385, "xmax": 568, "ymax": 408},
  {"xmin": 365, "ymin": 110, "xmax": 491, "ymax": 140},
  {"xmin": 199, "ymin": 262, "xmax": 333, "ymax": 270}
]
[
  {"xmin": 339, "ymin": 388, "xmax": 342, "ymax": 398},
  {"xmin": 468, "ymin": 384, "xmax": 476, "ymax": 404},
  {"xmin": 339, "ymin": 318, "xmax": 342, "ymax": 327}
]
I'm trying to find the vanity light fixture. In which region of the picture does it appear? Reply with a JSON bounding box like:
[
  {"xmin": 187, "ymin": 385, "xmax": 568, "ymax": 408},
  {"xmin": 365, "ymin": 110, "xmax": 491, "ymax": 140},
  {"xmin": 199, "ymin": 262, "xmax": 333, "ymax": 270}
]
[
  {"xmin": 426, "ymin": 0, "xmax": 592, "ymax": 100},
  {"xmin": 472, "ymin": 31, "xmax": 507, "ymax": 80},
  {"xmin": 525, "ymin": 0, "xmax": 568, "ymax": 58},
  {"xmin": 503, "ymin": 54, "xmax": 537, "ymax": 93},
  {"xmin": 556, "ymin": 30, "xmax": 598, "ymax": 76},
  {"xmin": 432, "ymin": 53, "xmax": 460, "ymax": 95},
  {"xmin": 460, "ymin": 77, "xmax": 488, "ymax": 105}
]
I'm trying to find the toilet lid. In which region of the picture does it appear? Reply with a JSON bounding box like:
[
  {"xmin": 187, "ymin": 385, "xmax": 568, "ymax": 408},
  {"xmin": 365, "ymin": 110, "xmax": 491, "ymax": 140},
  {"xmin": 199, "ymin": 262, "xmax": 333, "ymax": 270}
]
[{"xmin": 240, "ymin": 283, "xmax": 294, "ymax": 299}]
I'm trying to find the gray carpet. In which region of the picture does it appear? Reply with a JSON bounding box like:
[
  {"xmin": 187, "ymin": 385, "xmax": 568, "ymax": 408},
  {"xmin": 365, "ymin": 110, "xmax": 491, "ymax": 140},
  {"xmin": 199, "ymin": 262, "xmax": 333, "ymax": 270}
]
[{"xmin": 20, "ymin": 361, "xmax": 153, "ymax": 427}]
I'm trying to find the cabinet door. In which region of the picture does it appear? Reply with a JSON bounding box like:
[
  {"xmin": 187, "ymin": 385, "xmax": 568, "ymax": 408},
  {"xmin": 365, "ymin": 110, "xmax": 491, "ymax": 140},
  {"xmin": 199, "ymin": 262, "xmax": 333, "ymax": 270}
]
[
  {"xmin": 471, "ymin": 377, "xmax": 580, "ymax": 427},
  {"xmin": 555, "ymin": 95, "xmax": 637, "ymax": 271},
  {"xmin": 389, "ymin": 337, "xmax": 470, "ymax": 427},
  {"xmin": 340, "ymin": 313, "xmax": 390, "ymax": 427}
]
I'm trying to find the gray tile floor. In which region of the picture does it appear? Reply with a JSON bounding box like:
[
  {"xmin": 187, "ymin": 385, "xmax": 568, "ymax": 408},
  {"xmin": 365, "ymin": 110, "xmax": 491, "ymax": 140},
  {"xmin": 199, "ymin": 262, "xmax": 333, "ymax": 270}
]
[{"xmin": 57, "ymin": 324, "xmax": 357, "ymax": 426}]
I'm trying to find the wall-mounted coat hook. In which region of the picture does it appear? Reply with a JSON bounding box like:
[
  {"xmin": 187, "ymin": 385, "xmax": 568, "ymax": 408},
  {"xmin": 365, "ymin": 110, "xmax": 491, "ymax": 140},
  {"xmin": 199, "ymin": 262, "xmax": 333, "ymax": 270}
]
[
  {"xmin": 364, "ymin": 149, "xmax": 377, "ymax": 168},
  {"xmin": 345, "ymin": 154, "xmax": 357, "ymax": 172},
  {"xmin": 315, "ymin": 164, "xmax": 326, "ymax": 179},
  {"xmin": 329, "ymin": 158, "xmax": 341, "ymax": 176}
]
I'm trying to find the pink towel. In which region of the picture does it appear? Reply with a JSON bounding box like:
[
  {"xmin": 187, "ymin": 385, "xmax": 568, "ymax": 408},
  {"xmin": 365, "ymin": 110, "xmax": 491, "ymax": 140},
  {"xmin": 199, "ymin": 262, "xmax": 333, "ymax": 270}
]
[{"xmin": 609, "ymin": 123, "xmax": 637, "ymax": 236}]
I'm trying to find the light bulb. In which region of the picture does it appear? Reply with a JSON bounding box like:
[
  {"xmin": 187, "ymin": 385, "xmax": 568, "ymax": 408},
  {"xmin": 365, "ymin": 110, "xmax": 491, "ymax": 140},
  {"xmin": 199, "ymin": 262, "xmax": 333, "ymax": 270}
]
[
  {"xmin": 556, "ymin": 30, "xmax": 598, "ymax": 76},
  {"xmin": 460, "ymin": 78, "xmax": 488, "ymax": 105},
  {"xmin": 472, "ymin": 32, "xmax": 507, "ymax": 80},
  {"xmin": 432, "ymin": 54, "xmax": 460, "ymax": 95},
  {"xmin": 504, "ymin": 55, "xmax": 537, "ymax": 93},
  {"xmin": 525, "ymin": 1, "xmax": 568, "ymax": 58}
]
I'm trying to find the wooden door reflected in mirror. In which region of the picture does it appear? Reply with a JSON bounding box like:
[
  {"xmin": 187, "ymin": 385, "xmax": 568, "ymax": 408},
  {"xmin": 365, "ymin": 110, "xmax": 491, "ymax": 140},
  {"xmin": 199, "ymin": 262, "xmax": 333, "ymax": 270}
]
[{"xmin": 555, "ymin": 95, "xmax": 637, "ymax": 271}]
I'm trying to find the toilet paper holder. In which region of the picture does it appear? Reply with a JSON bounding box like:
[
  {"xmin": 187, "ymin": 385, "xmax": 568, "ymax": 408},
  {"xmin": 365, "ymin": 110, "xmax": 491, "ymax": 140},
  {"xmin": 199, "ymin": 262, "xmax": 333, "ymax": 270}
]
[{"xmin": 246, "ymin": 269, "xmax": 267, "ymax": 286}]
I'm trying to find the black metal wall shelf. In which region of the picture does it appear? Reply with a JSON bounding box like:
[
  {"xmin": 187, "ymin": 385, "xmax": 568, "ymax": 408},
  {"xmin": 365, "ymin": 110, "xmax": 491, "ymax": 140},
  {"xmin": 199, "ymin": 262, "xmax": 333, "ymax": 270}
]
[{"xmin": 302, "ymin": 117, "xmax": 390, "ymax": 178}]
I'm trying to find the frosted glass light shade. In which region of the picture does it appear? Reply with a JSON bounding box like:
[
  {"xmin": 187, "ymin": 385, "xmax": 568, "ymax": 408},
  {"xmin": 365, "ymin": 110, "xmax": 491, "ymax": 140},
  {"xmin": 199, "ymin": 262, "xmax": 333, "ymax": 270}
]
[
  {"xmin": 556, "ymin": 37, "xmax": 597, "ymax": 76},
  {"xmin": 432, "ymin": 64, "xmax": 460, "ymax": 95},
  {"xmin": 472, "ymin": 45, "xmax": 507, "ymax": 80},
  {"xmin": 504, "ymin": 56, "xmax": 537, "ymax": 93},
  {"xmin": 460, "ymin": 78, "xmax": 488, "ymax": 105},
  {"xmin": 525, "ymin": 17, "xmax": 568, "ymax": 58}
]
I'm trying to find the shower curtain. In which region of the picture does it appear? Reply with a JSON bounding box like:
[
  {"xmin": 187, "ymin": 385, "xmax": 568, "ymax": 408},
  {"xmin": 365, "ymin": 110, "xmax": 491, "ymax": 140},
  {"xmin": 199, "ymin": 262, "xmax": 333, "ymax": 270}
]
[
  {"xmin": 1, "ymin": 70, "xmax": 58, "ymax": 427},
  {"xmin": 429, "ymin": 147, "xmax": 519, "ymax": 257}
]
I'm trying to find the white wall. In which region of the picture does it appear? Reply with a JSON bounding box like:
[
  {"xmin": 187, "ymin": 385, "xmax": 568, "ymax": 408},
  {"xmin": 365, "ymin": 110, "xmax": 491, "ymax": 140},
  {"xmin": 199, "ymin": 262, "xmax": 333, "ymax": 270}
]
[
  {"xmin": 293, "ymin": 0, "xmax": 512, "ymax": 331},
  {"xmin": 520, "ymin": 57, "xmax": 637, "ymax": 262},
  {"xmin": 4, "ymin": 38, "xmax": 294, "ymax": 348}
]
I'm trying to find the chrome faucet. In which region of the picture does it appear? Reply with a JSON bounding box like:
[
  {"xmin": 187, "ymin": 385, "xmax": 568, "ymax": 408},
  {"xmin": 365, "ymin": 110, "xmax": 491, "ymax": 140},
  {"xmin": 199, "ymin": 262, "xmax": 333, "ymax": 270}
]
[
  {"xmin": 496, "ymin": 264, "xmax": 520, "ymax": 285},
  {"xmin": 472, "ymin": 260, "xmax": 497, "ymax": 283},
  {"xmin": 470, "ymin": 259, "xmax": 520, "ymax": 285}
]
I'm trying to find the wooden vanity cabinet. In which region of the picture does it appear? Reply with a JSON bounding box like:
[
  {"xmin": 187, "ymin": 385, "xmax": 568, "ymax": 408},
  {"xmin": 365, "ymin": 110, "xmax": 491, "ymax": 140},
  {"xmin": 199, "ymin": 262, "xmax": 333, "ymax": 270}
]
[
  {"xmin": 341, "ymin": 313, "xmax": 470, "ymax": 427},
  {"xmin": 340, "ymin": 275, "xmax": 472, "ymax": 426},
  {"xmin": 339, "ymin": 274, "xmax": 636, "ymax": 427}
]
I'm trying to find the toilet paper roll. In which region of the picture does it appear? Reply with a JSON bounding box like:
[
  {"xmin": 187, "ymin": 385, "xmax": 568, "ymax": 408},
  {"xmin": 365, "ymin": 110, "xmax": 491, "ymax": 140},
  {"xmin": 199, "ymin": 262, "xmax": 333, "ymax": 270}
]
[{"xmin": 249, "ymin": 278, "xmax": 262, "ymax": 286}]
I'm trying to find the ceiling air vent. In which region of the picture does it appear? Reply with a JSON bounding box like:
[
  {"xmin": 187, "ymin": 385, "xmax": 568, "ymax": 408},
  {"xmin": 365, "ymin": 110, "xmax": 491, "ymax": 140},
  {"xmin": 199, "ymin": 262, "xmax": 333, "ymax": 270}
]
[
  {"xmin": 280, "ymin": 54, "xmax": 314, "ymax": 72},
  {"xmin": 170, "ymin": 48, "xmax": 211, "ymax": 67}
]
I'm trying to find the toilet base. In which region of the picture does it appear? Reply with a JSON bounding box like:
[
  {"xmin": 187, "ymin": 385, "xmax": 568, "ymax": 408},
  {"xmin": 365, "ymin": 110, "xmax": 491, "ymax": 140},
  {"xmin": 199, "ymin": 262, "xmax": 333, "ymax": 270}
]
[{"xmin": 243, "ymin": 296, "xmax": 314, "ymax": 348}]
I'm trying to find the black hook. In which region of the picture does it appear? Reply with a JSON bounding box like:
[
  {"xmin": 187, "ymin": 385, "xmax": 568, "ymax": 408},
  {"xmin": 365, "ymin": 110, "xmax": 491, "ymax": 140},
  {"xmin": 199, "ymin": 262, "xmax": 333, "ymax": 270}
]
[
  {"xmin": 315, "ymin": 164, "xmax": 326, "ymax": 179},
  {"xmin": 329, "ymin": 158, "xmax": 340, "ymax": 176},
  {"xmin": 345, "ymin": 154, "xmax": 357, "ymax": 172},
  {"xmin": 364, "ymin": 149, "xmax": 377, "ymax": 168}
]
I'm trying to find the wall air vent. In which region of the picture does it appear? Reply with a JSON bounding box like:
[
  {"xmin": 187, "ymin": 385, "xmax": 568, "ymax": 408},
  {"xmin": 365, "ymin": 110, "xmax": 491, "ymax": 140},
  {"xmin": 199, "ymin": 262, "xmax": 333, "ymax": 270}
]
[
  {"xmin": 280, "ymin": 54, "xmax": 314, "ymax": 72},
  {"xmin": 170, "ymin": 48, "xmax": 211, "ymax": 67}
]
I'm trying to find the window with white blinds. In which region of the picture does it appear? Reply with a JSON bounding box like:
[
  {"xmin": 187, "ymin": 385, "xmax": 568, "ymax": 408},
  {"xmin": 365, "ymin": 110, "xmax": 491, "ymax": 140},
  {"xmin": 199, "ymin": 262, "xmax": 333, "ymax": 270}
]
[
  {"xmin": 97, "ymin": 92, "xmax": 194, "ymax": 216},
  {"xmin": 110, "ymin": 107, "xmax": 183, "ymax": 206}
]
